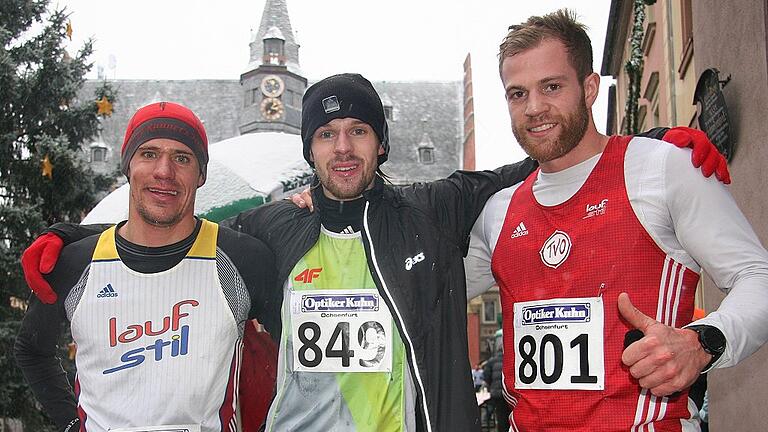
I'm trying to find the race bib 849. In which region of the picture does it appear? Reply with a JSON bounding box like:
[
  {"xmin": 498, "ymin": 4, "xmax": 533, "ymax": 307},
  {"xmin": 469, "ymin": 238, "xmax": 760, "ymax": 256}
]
[{"xmin": 290, "ymin": 290, "xmax": 393, "ymax": 373}]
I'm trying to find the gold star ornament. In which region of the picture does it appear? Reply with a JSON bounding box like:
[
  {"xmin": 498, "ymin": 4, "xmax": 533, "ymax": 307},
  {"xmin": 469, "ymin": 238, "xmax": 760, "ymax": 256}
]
[
  {"xmin": 96, "ymin": 95, "xmax": 113, "ymax": 116},
  {"xmin": 67, "ymin": 342, "xmax": 77, "ymax": 360},
  {"xmin": 41, "ymin": 155, "xmax": 53, "ymax": 179}
]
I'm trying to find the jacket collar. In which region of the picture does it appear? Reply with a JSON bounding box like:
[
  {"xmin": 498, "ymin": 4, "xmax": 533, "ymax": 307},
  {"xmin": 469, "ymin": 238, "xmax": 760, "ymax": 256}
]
[{"xmin": 362, "ymin": 174, "xmax": 385, "ymax": 201}]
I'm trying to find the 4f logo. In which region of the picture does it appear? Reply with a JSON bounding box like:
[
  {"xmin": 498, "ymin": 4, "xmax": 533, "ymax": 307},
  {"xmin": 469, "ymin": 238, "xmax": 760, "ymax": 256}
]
[
  {"xmin": 295, "ymin": 268, "xmax": 323, "ymax": 284},
  {"xmin": 540, "ymin": 230, "xmax": 571, "ymax": 269}
]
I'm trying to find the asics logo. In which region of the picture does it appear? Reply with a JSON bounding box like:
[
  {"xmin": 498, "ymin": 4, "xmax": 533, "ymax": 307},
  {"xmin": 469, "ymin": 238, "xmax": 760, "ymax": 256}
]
[{"xmin": 405, "ymin": 252, "xmax": 425, "ymax": 271}]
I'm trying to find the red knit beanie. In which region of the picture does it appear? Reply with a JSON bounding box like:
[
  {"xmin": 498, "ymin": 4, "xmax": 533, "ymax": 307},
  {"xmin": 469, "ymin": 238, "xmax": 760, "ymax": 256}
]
[{"xmin": 121, "ymin": 101, "xmax": 208, "ymax": 182}]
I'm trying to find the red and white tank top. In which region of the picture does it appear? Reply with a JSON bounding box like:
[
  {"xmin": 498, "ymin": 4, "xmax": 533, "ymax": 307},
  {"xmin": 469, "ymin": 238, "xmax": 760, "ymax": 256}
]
[{"xmin": 491, "ymin": 136, "xmax": 700, "ymax": 431}]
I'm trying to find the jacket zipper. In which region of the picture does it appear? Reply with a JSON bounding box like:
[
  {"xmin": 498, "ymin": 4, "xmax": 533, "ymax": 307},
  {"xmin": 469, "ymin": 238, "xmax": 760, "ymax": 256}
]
[{"xmin": 362, "ymin": 201, "xmax": 434, "ymax": 432}]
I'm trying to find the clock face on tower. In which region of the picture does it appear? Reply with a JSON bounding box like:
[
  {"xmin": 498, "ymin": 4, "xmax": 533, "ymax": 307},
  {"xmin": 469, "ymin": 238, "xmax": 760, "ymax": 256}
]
[
  {"xmin": 260, "ymin": 97, "xmax": 284, "ymax": 121},
  {"xmin": 260, "ymin": 75, "xmax": 285, "ymax": 97}
]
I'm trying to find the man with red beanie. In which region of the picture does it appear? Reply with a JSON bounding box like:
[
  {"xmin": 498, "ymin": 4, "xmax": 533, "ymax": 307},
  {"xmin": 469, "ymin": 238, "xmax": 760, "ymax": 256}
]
[{"xmin": 14, "ymin": 102, "xmax": 280, "ymax": 432}]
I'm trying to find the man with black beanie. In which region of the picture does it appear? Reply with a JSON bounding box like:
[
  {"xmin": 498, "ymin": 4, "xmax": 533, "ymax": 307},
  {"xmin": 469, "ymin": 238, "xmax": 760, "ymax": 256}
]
[
  {"xmin": 21, "ymin": 74, "xmax": 727, "ymax": 432},
  {"xmin": 229, "ymin": 72, "xmax": 534, "ymax": 431}
]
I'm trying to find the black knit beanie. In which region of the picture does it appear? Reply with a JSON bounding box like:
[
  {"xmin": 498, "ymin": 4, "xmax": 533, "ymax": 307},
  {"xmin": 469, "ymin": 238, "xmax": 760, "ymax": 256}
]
[{"xmin": 301, "ymin": 73, "xmax": 389, "ymax": 168}]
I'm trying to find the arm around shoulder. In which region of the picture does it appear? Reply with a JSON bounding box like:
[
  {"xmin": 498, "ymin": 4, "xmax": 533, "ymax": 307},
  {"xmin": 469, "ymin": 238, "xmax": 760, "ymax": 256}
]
[
  {"xmin": 48, "ymin": 222, "xmax": 111, "ymax": 245},
  {"xmin": 217, "ymin": 227, "xmax": 281, "ymax": 337},
  {"xmin": 416, "ymin": 157, "xmax": 538, "ymax": 247}
]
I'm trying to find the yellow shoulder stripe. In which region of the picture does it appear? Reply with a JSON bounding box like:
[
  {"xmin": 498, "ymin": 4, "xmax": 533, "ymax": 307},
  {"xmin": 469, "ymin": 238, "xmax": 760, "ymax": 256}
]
[
  {"xmin": 187, "ymin": 219, "xmax": 218, "ymax": 258},
  {"xmin": 92, "ymin": 226, "xmax": 119, "ymax": 261}
]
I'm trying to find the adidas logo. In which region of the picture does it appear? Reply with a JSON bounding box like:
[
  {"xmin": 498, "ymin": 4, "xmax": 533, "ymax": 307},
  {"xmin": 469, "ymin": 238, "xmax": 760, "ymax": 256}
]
[
  {"xmin": 96, "ymin": 283, "xmax": 118, "ymax": 298},
  {"xmin": 511, "ymin": 222, "xmax": 529, "ymax": 239}
]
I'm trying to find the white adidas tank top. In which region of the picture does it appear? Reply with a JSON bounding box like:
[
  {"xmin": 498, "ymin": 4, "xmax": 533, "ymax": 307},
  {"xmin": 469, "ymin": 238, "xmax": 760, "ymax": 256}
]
[{"xmin": 70, "ymin": 221, "xmax": 242, "ymax": 432}]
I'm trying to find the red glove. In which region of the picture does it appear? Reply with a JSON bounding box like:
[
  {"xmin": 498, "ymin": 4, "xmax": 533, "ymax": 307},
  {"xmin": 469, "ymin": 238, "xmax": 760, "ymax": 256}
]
[
  {"xmin": 21, "ymin": 232, "xmax": 64, "ymax": 304},
  {"xmin": 662, "ymin": 127, "xmax": 731, "ymax": 184}
]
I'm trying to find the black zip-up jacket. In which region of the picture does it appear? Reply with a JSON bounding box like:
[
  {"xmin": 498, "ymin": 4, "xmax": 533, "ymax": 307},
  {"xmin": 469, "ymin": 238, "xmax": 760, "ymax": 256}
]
[{"xmin": 224, "ymin": 159, "xmax": 537, "ymax": 432}]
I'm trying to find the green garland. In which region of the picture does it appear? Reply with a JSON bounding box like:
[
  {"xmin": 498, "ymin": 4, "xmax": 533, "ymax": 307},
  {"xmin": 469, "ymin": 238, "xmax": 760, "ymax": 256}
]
[{"xmin": 624, "ymin": 0, "xmax": 646, "ymax": 134}]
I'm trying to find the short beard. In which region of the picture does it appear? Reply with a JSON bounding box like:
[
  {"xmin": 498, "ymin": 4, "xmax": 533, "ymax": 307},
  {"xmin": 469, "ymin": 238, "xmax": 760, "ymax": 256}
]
[
  {"xmin": 513, "ymin": 96, "xmax": 589, "ymax": 163},
  {"xmin": 316, "ymin": 160, "xmax": 376, "ymax": 201}
]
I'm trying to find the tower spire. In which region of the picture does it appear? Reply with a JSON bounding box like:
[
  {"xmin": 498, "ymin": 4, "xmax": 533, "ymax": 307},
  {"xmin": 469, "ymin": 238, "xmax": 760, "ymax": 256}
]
[
  {"xmin": 249, "ymin": 0, "xmax": 300, "ymax": 71},
  {"xmin": 239, "ymin": 0, "xmax": 306, "ymax": 136}
]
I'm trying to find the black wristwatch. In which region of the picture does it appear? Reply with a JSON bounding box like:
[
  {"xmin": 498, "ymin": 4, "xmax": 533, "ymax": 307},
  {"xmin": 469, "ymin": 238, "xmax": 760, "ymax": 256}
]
[{"xmin": 687, "ymin": 325, "xmax": 726, "ymax": 370}]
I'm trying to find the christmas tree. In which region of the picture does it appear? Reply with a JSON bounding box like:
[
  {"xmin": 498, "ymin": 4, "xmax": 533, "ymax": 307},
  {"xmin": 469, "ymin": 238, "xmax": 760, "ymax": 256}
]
[{"xmin": 0, "ymin": 0, "xmax": 116, "ymax": 427}]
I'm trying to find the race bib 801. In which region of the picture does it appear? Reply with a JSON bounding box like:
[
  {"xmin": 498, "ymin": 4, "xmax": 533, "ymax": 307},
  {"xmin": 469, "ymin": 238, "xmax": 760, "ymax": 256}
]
[
  {"xmin": 513, "ymin": 297, "xmax": 605, "ymax": 391},
  {"xmin": 290, "ymin": 290, "xmax": 393, "ymax": 373}
]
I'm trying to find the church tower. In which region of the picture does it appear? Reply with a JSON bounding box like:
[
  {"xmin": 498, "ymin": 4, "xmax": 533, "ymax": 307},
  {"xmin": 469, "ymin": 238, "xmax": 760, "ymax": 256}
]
[{"xmin": 239, "ymin": 0, "xmax": 306, "ymax": 135}]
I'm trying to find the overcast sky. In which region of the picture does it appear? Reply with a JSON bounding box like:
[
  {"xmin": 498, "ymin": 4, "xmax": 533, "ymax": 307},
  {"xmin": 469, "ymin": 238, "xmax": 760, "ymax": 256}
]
[{"xmin": 55, "ymin": 0, "xmax": 613, "ymax": 170}]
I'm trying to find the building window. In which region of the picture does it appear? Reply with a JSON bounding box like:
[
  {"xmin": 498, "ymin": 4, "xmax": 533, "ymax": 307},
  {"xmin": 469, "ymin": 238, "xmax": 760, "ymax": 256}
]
[
  {"xmin": 678, "ymin": 0, "xmax": 694, "ymax": 78},
  {"xmin": 284, "ymin": 89, "xmax": 300, "ymax": 108},
  {"xmin": 643, "ymin": 71, "xmax": 660, "ymax": 102},
  {"xmin": 264, "ymin": 38, "xmax": 285, "ymax": 65},
  {"xmin": 383, "ymin": 105, "xmax": 393, "ymax": 121},
  {"xmin": 418, "ymin": 132, "xmax": 435, "ymax": 164},
  {"xmin": 482, "ymin": 299, "xmax": 498, "ymax": 324},
  {"xmin": 638, "ymin": 105, "xmax": 648, "ymax": 131},
  {"xmin": 294, "ymin": 90, "xmax": 303, "ymax": 108},
  {"xmin": 91, "ymin": 146, "xmax": 107, "ymax": 162},
  {"xmin": 418, "ymin": 147, "xmax": 434, "ymax": 164},
  {"xmin": 641, "ymin": 3, "xmax": 656, "ymax": 55}
]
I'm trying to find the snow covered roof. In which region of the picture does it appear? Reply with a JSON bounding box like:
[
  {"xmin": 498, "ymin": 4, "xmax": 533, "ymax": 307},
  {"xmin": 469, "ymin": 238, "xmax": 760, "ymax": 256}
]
[{"xmin": 81, "ymin": 132, "xmax": 312, "ymax": 224}]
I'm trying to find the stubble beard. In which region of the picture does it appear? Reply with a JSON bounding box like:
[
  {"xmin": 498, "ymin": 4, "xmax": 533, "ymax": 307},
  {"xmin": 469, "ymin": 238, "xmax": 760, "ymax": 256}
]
[
  {"xmin": 316, "ymin": 158, "xmax": 376, "ymax": 201},
  {"xmin": 513, "ymin": 97, "xmax": 590, "ymax": 164},
  {"xmin": 136, "ymin": 204, "xmax": 184, "ymax": 227},
  {"xmin": 132, "ymin": 187, "xmax": 188, "ymax": 228}
]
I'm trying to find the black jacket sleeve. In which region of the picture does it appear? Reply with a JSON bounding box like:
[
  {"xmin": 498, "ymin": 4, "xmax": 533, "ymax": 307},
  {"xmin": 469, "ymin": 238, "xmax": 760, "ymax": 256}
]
[
  {"xmin": 404, "ymin": 157, "xmax": 539, "ymax": 254},
  {"xmin": 636, "ymin": 127, "xmax": 670, "ymax": 140},
  {"xmin": 219, "ymin": 203, "xmax": 284, "ymax": 244},
  {"xmin": 216, "ymin": 226, "xmax": 282, "ymax": 338},
  {"xmin": 14, "ymin": 236, "xmax": 96, "ymax": 431},
  {"xmin": 221, "ymin": 200, "xmax": 319, "ymax": 281},
  {"xmin": 46, "ymin": 223, "xmax": 112, "ymax": 246},
  {"xmin": 14, "ymin": 295, "xmax": 77, "ymax": 431}
]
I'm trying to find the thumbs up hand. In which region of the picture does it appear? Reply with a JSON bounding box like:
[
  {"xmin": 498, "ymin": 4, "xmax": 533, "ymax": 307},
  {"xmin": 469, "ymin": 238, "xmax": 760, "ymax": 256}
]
[{"xmin": 618, "ymin": 293, "xmax": 712, "ymax": 396}]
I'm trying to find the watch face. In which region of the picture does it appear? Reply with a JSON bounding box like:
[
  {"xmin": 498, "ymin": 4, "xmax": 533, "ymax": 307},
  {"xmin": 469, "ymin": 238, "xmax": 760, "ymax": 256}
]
[
  {"xmin": 260, "ymin": 97, "xmax": 284, "ymax": 121},
  {"xmin": 702, "ymin": 326, "xmax": 726, "ymax": 353},
  {"xmin": 260, "ymin": 75, "xmax": 285, "ymax": 97},
  {"xmin": 691, "ymin": 325, "xmax": 726, "ymax": 355}
]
